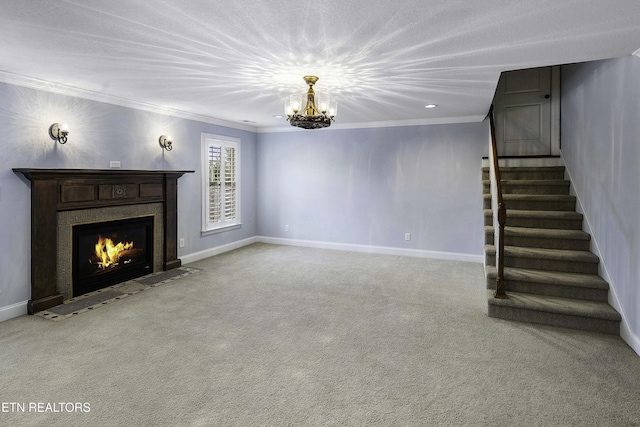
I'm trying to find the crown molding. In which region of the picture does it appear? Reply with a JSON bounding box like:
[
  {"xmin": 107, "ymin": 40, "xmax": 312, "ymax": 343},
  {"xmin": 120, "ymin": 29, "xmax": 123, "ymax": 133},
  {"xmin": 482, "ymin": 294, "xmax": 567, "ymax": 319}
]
[
  {"xmin": 0, "ymin": 70, "xmax": 258, "ymax": 133},
  {"xmin": 257, "ymin": 115, "xmax": 486, "ymax": 133}
]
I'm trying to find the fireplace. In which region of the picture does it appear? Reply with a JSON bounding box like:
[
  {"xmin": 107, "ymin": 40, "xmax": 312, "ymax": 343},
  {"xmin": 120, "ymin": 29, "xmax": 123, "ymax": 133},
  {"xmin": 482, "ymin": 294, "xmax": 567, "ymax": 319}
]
[
  {"xmin": 12, "ymin": 168, "xmax": 193, "ymax": 314},
  {"xmin": 72, "ymin": 216, "xmax": 154, "ymax": 297}
]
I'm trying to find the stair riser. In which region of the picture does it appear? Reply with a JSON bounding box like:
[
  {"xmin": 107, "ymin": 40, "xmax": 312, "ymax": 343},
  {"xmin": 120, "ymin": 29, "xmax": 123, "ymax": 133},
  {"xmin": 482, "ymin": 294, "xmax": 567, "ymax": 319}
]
[
  {"xmin": 486, "ymin": 277, "xmax": 609, "ymax": 302},
  {"xmin": 484, "ymin": 215, "xmax": 583, "ymax": 230},
  {"xmin": 484, "ymin": 199, "xmax": 576, "ymax": 211},
  {"xmin": 507, "ymin": 236, "xmax": 590, "ymax": 251},
  {"xmin": 486, "ymin": 254, "xmax": 598, "ymax": 274},
  {"xmin": 482, "ymin": 183, "xmax": 570, "ymax": 195},
  {"xmin": 482, "ymin": 170, "xmax": 565, "ymax": 181},
  {"xmin": 514, "ymin": 200, "xmax": 576, "ymax": 211},
  {"xmin": 505, "ymin": 217, "xmax": 583, "ymax": 230},
  {"xmin": 503, "ymin": 185, "xmax": 570, "ymax": 195},
  {"xmin": 485, "ymin": 232, "xmax": 494, "ymax": 245},
  {"xmin": 488, "ymin": 305, "xmax": 619, "ymax": 334},
  {"xmin": 484, "ymin": 232, "xmax": 590, "ymax": 251}
]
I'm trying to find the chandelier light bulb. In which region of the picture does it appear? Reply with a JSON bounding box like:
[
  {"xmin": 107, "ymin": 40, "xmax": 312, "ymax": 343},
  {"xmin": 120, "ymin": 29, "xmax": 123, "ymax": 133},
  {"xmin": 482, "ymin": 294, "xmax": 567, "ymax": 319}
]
[
  {"xmin": 285, "ymin": 93, "xmax": 302, "ymax": 116},
  {"xmin": 317, "ymin": 93, "xmax": 331, "ymax": 114},
  {"xmin": 328, "ymin": 99, "xmax": 338, "ymax": 118}
]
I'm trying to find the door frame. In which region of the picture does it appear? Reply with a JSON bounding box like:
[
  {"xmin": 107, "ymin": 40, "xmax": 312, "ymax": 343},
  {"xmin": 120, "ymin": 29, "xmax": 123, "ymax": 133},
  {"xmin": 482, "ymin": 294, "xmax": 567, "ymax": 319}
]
[{"xmin": 550, "ymin": 65, "xmax": 561, "ymax": 156}]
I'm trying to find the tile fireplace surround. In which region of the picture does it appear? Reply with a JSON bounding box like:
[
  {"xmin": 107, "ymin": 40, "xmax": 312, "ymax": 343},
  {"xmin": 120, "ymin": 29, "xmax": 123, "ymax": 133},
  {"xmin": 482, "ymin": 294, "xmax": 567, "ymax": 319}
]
[{"xmin": 13, "ymin": 168, "xmax": 193, "ymax": 314}]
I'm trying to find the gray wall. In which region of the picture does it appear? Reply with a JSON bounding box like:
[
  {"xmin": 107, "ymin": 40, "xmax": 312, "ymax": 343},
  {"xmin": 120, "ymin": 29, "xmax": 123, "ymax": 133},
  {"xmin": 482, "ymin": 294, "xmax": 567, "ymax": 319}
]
[
  {"xmin": 256, "ymin": 123, "xmax": 488, "ymax": 258},
  {"xmin": 561, "ymin": 56, "xmax": 640, "ymax": 348},
  {"xmin": 0, "ymin": 80, "xmax": 489, "ymax": 319},
  {"xmin": 0, "ymin": 82, "xmax": 257, "ymax": 314}
]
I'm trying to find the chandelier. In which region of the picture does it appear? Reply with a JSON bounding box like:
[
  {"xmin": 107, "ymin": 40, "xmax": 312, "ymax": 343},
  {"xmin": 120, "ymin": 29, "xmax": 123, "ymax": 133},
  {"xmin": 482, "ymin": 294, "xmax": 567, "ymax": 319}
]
[{"xmin": 285, "ymin": 76, "xmax": 337, "ymax": 129}]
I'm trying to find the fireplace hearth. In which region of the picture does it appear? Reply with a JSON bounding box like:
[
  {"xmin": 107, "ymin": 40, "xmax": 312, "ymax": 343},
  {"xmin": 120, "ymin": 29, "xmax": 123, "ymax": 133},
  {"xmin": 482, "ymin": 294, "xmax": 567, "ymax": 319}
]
[{"xmin": 13, "ymin": 168, "xmax": 193, "ymax": 314}]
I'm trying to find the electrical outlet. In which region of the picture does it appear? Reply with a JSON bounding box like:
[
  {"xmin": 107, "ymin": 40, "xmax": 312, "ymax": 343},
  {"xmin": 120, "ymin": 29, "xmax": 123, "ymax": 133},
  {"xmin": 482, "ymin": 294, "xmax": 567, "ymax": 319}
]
[
  {"xmin": 110, "ymin": 161, "xmax": 121, "ymax": 168},
  {"xmin": 405, "ymin": 233, "xmax": 411, "ymax": 241},
  {"xmin": 284, "ymin": 225, "xmax": 290, "ymax": 232},
  {"xmin": 179, "ymin": 238, "xmax": 185, "ymax": 248}
]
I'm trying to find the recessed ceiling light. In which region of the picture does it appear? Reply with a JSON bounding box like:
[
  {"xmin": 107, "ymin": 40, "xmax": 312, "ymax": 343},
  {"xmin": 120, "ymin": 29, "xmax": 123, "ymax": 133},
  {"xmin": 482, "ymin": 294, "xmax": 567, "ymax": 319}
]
[
  {"xmin": 273, "ymin": 114, "xmax": 284, "ymax": 119},
  {"xmin": 424, "ymin": 104, "xmax": 438, "ymax": 109}
]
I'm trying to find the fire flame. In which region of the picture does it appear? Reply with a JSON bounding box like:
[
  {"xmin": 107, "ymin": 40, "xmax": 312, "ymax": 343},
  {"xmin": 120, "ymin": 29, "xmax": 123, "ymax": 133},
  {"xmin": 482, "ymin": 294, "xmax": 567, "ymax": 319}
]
[{"xmin": 94, "ymin": 235, "xmax": 134, "ymax": 269}]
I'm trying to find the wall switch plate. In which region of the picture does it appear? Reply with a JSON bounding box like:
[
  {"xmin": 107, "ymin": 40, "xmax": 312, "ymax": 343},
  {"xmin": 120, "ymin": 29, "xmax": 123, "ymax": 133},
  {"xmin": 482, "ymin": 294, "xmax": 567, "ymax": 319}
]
[
  {"xmin": 179, "ymin": 238, "xmax": 185, "ymax": 248},
  {"xmin": 110, "ymin": 161, "xmax": 121, "ymax": 168},
  {"xmin": 405, "ymin": 233, "xmax": 411, "ymax": 241},
  {"xmin": 284, "ymin": 225, "xmax": 290, "ymax": 232}
]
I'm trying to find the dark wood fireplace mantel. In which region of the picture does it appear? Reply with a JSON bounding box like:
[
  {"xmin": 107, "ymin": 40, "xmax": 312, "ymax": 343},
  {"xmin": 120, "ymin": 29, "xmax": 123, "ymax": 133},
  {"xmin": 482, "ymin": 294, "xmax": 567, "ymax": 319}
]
[{"xmin": 13, "ymin": 168, "xmax": 193, "ymax": 314}]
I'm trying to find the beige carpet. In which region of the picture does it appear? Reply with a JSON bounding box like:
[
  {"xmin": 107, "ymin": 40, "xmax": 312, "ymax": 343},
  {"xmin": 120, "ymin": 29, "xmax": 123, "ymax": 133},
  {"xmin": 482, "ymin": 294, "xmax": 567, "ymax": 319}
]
[{"xmin": 1, "ymin": 243, "xmax": 639, "ymax": 426}]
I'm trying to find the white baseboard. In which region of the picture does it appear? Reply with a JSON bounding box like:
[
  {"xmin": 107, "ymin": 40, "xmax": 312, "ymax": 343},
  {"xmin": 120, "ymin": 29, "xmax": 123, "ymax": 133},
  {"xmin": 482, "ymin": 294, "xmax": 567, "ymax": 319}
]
[
  {"xmin": 620, "ymin": 322, "xmax": 640, "ymax": 357},
  {"xmin": 180, "ymin": 236, "xmax": 259, "ymax": 265},
  {"xmin": 256, "ymin": 236, "xmax": 483, "ymax": 263},
  {"xmin": 179, "ymin": 235, "xmax": 483, "ymax": 265},
  {"xmin": 0, "ymin": 300, "xmax": 28, "ymax": 323}
]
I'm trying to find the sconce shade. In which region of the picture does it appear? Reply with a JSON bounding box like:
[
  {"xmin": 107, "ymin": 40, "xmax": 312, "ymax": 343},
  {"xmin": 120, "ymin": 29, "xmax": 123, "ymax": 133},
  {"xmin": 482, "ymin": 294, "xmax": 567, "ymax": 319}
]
[
  {"xmin": 159, "ymin": 135, "xmax": 173, "ymax": 151},
  {"xmin": 49, "ymin": 123, "xmax": 69, "ymax": 144}
]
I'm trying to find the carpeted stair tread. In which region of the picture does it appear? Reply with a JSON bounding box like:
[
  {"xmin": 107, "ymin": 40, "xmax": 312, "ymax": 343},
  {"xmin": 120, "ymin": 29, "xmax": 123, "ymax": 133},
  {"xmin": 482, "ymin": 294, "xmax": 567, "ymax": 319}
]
[
  {"xmin": 484, "ymin": 209, "xmax": 585, "ymax": 230},
  {"xmin": 494, "ymin": 210, "xmax": 584, "ymax": 229},
  {"xmin": 484, "ymin": 226, "xmax": 592, "ymax": 250},
  {"xmin": 485, "ymin": 226, "xmax": 591, "ymax": 241},
  {"xmin": 481, "ymin": 166, "xmax": 566, "ymax": 181},
  {"xmin": 483, "ymin": 193, "xmax": 576, "ymax": 203},
  {"xmin": 485, "ymin": 245, "xmax": 600, "ymax": 264},
  {"xmin": 484, "ymin": 209, "xmax": 582, "ymax": 220},
  {"xmin": 485, "ymin": 265, "xmax": 609, "ymax": 301},
  {"xmin": 506, "ymin": 210, "xmax": 583, "ymax": 220},
  {"xmin": 482, "ymin": 193, "xmax": 577, "ymax": 212},
  {"xmin": 484, "ymin": 180, "xmax": 570, "ymax": 195},
  {"xmin": 483, "ymin": 179, "xmax": 569, "ymax": 187},
  {"xmin": 485, "ymin": 265, "xmax": 609, "ymax": 290},
  {"xmin": 501, "ymin": 179, "xmax": 568, "ymax": 186},
  {"xmin": 481, "ymin": 166, "xmax": 566, "ymax": 173},
  {"xmin": 486, "ymin": 289, "xmax": 621, "ymax": 321}
]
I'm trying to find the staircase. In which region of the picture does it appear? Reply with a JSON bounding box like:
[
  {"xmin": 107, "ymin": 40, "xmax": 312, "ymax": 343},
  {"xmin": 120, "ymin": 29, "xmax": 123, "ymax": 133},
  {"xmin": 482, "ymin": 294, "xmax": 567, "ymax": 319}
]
[{"xmin": 482, "ymin": 165, "xmax": 621, "ymax": 334}]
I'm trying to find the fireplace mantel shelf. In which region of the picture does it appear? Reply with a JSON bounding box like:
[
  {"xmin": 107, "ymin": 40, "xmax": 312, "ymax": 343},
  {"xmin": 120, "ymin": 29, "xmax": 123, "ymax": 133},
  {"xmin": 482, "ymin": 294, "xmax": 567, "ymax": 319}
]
[
  {"xmin": 14, "ymin": 168, "xmax": 194, "ymax": 178},
  {"xmin": 13, "ymin": 167, "xmax": 194, "ymax": 314}
]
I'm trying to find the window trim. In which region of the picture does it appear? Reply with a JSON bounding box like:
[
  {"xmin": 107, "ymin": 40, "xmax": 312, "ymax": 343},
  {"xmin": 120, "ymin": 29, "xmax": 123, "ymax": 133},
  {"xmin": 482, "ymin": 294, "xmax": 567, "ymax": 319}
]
[{"xmin": 201, "ymin": 133, "xmax": 241, "ymax": 234}]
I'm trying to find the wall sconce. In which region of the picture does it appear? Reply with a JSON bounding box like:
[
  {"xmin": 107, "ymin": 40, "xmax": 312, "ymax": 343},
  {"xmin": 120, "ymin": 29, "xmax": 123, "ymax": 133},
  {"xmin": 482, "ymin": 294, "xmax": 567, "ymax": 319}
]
[
  {"xmin": 159, "ymin": 135, "xmax": 173, "ymax": 151},
  {"xmin": 49, "ymin": 123, "xmax": 69, "ymax": 144}
]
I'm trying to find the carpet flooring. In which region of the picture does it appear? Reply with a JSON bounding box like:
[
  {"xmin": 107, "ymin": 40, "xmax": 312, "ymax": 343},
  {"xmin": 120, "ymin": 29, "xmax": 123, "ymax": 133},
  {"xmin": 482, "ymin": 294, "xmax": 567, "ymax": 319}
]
[{"xmin": 1, "ymin": 243, "xmax": 639, "ymax": 426}]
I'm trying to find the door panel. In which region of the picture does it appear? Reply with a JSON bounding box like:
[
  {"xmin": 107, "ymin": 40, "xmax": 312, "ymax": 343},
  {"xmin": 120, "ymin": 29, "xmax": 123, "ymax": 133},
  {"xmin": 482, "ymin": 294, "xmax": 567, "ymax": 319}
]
[{"xmin": 494, "ymin": 67, "xmax": 552, "ymax": 156}]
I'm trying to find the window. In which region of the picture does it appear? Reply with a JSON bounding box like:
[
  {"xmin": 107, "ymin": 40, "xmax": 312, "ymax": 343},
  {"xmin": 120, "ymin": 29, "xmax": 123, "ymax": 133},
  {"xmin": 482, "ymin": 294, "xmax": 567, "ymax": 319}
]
[{"xmin": 202, "ymin": 134, "xmax": 241, "ymax": 233}]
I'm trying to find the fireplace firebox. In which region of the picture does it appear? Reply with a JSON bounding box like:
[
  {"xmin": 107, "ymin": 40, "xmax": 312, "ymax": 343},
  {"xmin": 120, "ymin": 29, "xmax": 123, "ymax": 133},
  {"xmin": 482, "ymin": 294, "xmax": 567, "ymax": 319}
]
[{"xmin": 72, "ymin": 216, "xmax": 154, "ymax": 297}]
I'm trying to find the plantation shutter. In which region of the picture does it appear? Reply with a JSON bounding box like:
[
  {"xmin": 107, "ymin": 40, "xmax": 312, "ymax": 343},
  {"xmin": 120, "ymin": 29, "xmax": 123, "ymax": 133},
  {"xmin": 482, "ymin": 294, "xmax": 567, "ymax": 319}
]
[
  {"xmin": 203, "ymin": 135, "xmax": 240, "ymax": 231},
  {"xmin": 208, "ymin": 144, "xmax": 222, "ymax": 223},
  {"xmin": 224, "ymin": 146, "xmax": 237, "ymax": 221}
]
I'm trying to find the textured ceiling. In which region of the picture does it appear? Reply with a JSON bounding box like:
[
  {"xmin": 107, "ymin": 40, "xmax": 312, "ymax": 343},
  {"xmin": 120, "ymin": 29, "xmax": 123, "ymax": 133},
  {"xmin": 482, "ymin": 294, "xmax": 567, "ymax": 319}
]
[{"xmin": 1, "ymin": 0, "xmax": 639, "ymax": 130}]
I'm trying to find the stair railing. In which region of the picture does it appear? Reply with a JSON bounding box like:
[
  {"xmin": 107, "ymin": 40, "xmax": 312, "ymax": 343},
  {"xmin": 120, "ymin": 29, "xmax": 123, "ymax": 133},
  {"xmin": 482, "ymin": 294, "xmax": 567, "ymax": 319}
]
[{"xmin": 488, "ymin": 105, "xmax": 507, "ymax": 299}]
